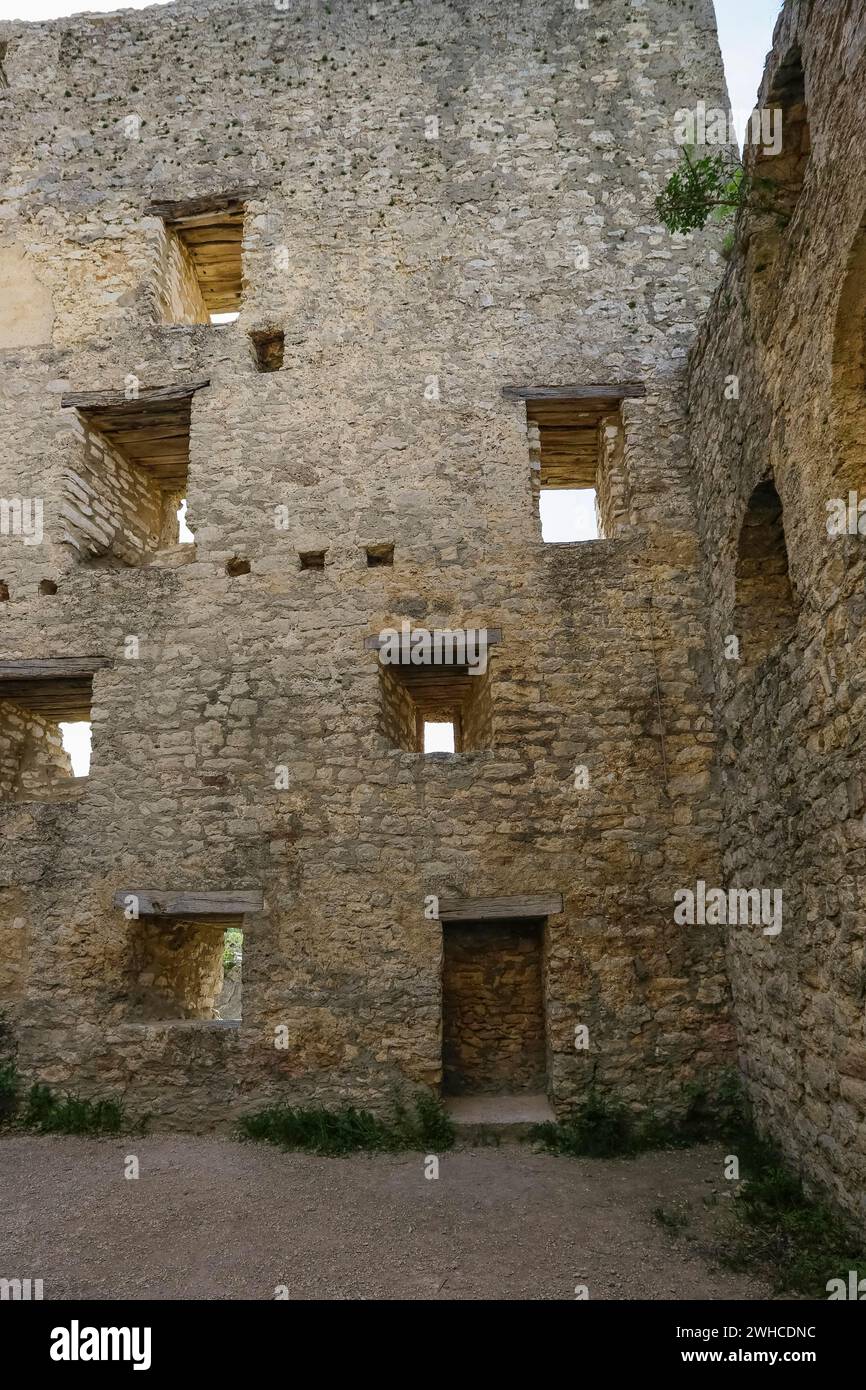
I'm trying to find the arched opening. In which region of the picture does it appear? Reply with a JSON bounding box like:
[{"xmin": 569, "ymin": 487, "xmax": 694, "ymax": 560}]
[
  {"xmin": 734, "ymin": 478, "xmax": 797, "ymax": 675},
  {"xmin": 832, "ymin": 213, "xmax": 866, "ymax": 492}
]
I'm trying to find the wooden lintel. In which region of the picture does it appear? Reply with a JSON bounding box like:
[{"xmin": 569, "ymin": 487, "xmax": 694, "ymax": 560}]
[
  {"xmin": 364, "ymin": 628, "xmax": 502, "ymax": 651},
  {"xmin": 438, "ymin": 893, "xmax": 563, "ymax": 922},
  {"xmin": 113, "ymin": 890, "xmax": 263, "ymax": 916},
  {"xmin": 61, "ymin": 379, "xmax": 210, "ymax": 411},
  {"xmin": 502, "ymin": 384, "xmax": 646, "ymax": 402},
  {"xmin": 0, "ymin": 658, "xmax": 111, "ymax": 679},
  {"xmin": 144, "ymin": 192, "xmax": 257, "ymax": 221}
]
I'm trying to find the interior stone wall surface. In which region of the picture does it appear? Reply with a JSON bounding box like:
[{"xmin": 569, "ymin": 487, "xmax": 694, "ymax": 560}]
[
  {"xmin": 0, "ymin": 0, "xmax": 735, "ymax": 1134},
  {"xmin": 687, "ymin": 0, "xmax": 866, "ymax": 1224},
  {"xmin": 129, "ymin": 917, "xmax": 227, "ymax": 1021},
  {"xmin": 0, "ymin": 698, "xmax": 74, "ymax": 800},
  {"xmin": 442, "ymin": 920, "xmax": 546, "ymax": 1095},
  {"xmin": 61, "ymin": 420, "xmax": 165, "ymax": 565},
  {"xmin": 155, "ymin": 226, "xmax": 210, "ymax": 327}
]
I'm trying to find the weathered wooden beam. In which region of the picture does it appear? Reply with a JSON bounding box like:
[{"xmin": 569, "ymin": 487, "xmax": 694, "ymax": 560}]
[
  {"xmin": 144, "ymin": 193, "xmax": 256, "ymax": 220},
  {"xmin": 364, "ymin": 628, "xmax": 502, "ymax": 651},
  {"xmin": 61, "ymin": 380, "xmax": 210, "ymax": 410},
  {"xmin": 438, "ymin": 893, "xmax": 563, "ymax": 922},
  {"xmin": 0, "ymin": 658, "xmax": 111, "ymax": 679},
  {"xmin": 113, "ymin": 890, "xmax": 263, "ymax": 916},
  {"xmin": 502, "ymin": 384, "xmax": 646, "ymax": 401}
]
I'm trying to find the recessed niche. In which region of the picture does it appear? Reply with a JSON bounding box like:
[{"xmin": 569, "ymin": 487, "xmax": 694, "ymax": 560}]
[
  {"xmin": 734, "ymin": 476, "xmax": 798, "ymax": 676},
  {"xmin": 442, "ymin": 919, "xmax": 546, "ymax": 1096},
  {"xmin": 226, "ymin": 556, "xmax": 251, "ymax": 577},
  {"xmin": 250, "ymin": 328, "xmax": 285, "ymax": 373},
  {"xmin": 299, "ymin": 550, "xmax": 326, "ymax": 571},
  {"xmin": 39, "ymin": 580, "xmax": 58, "ymax": 595},
  {"xmin": 366, "ymin": 543, "xmax": 394, "ymax": 567}
]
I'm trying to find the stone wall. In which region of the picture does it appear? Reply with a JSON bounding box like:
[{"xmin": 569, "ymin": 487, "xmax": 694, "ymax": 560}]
[
  {"xmin": 687, "ymin": 0, "xmax": 866, "ymax": 1222},
  {"xmin": 0, "ymin": 0, "xmax": 734, "ymax": 1131}
]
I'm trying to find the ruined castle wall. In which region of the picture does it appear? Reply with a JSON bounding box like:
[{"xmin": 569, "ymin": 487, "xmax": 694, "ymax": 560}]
[
  {"xmin": 0, "ymin": 0, "xmax": 733, "ymax": 1129},
  {"xmin": 688, "ymin": 0, "xmax": 866, "ymax": 1221}
]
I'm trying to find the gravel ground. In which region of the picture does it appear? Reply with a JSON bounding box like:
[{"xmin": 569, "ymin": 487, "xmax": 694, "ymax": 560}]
[{"xmin": 0, "ymin": 1135, "xmax": 771, "ymax": 1300}]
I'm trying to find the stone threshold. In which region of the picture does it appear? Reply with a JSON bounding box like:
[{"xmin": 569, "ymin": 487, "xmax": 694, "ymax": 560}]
[{"xmin": 444, "ymin": 1093, "xmax": 555, "ymax": 1127}]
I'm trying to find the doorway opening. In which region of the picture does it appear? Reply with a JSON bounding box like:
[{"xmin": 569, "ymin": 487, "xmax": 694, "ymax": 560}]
[{"xmin": 442, "ymin": 918, "xmax": 547, "ymax": 1099}]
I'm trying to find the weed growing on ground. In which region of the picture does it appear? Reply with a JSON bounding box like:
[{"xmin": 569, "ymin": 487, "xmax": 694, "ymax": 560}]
[
  {"xmin": 719, "ymin": 1135, "xmax": 866, "ymax": 1297},
  {"xmin": 0, "ymin": 1059, "xmax": 18, "ymax": 1125},
  {"xmin": 532, "ymin": 1075, "xmax": 866, "ymax": 1298},
  {"xmin": 22, "ymin": 1083, "xmax": 127, "ymax": 1136},
  {"xmin": 238, "ymin": 1092, "xmax": 455, "ymax": 1156}
]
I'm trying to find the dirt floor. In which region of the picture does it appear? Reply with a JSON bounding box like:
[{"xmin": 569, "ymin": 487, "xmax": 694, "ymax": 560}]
[{"xmin": 0, "ymin": 1135, "xmax": 773, "ymax": 1300}]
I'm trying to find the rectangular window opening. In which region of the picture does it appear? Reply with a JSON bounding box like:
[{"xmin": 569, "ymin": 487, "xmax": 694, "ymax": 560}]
[
  {"xmin": 61, "ymin": 382, "xmax": 206, "ymax": 566},
  {"xmin": 0, "ymin": 659, "xmax": 105, "ymax": 803},
  {"xmin": 148, "ymin": 196, "xmax": 246, "ymax": 326},
  {"xmin": 375, "ymin": 632, "xmax": 495, "ymax": 753},
  {"xmin": 216, "ymin": 927, "xmax": 243, "ymax": 1021},
  {"xmin": 539, "ymin": 487, "xmax": 600, "ymax": 543},
  {"xmin": 423, "ymin": 720, "xmax": 455, "ymax": 754},
  {"xmin": 59, "ymin": 720, "xmax": 92, "ymax": 777},
  {"xmin": 129, "ymin": 915, "xmax": 243, "ymax": 1023},
  {"xmin": 525, "ymin": 395, "xmax": 630, "ymax": 542},
  {"xmin": 177, "ymin": 498, "xmax": 194, "ymax": 544}
]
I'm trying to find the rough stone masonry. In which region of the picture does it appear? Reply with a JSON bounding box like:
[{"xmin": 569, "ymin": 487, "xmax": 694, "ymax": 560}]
[
  {"xmin": 0, "ymin": 0, "xmax": 859, "ymax": 1225},
  {"xmin": 689, "ymin": 0, "xmax": 866, "ymax": 1225}
]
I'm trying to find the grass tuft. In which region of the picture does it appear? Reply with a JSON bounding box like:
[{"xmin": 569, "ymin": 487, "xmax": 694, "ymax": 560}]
[
  {"xmin": 530, "ymin": 1073, "xmax": 750, "ymax": 1160},
  {"xmin": 0, "ymin": 1059, "xmax": 19, "ymax": 1125},
  {"xmin": 532, "ymin": 1074, "xmax": 866, "ymax": 1298},
  {"xmin": 238, "ymin": 1092, "xmax": 455, "ymax": 1156},
  {"xmin": 720, "ymin": 1137, "xmax": 866, "ymax": 1297},
  {"xmin": 21, "ymin": 1083, "xmax": 126, "ymax": 1136}
]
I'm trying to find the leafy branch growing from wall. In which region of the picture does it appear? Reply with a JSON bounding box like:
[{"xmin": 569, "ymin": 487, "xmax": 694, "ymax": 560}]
[{"xmin": 655, "ymin": 147, "xmax": 784, "ymax": 237}]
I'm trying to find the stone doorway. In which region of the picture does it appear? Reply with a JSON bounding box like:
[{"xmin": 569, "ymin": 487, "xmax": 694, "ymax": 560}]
[{"xmin": 442, "ymin": 918, "xmax": 546, "ymax": 1096}]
